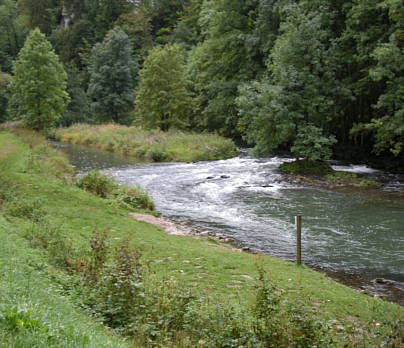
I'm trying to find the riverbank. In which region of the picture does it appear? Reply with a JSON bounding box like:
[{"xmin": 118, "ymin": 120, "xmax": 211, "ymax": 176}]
[
  {"xmin": 135, "ymin": 211, "xmax": 404, "ymax": 306},
  {"xmin": 1, "ymin": 129, "xmax": 403, "ymax": 346},
  {"xmin": 55, "ymin": 123, "xmax": 237, "ymax": 162}
]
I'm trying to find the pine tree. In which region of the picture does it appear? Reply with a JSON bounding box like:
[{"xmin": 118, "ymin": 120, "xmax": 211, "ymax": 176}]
[{"xmin": 9, "ymin": 28, "xmax": 69, "ymax": 131}]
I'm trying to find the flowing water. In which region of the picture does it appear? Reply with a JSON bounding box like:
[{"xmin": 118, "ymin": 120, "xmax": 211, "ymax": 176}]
[{"xmin": 54, "ymin": 142, "xmax": 404, "ymax": 304}]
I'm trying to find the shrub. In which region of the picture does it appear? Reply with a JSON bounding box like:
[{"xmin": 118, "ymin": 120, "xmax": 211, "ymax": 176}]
[
  {"xmin": 77, "ymin": 170, "xmax": 115, "ymax": 198},
  {"xmin": 84, "ymin": 239, "xmax": 146, "ymax": 330},
  {"xmin": 3, "ymin": 199, "xmax": 45, "ymax": 222},
  {"xmin": 114, "ymin": 185, "xmax": 155, "ymax": 211},
  {"xmin": 353, "ymin": 178, "xmax": 381, "ymax": 188},
  {"xmin": 26, "ymin": 219, "xmax": 77, "ymax": 269},
  {"xmin": 279, "ymin": 160, "xmax": 334, "ymax": 176}
]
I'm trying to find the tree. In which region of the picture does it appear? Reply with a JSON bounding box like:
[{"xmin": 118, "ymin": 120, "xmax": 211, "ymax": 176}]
[
  {"xmin": 88, "ymin": 28, "xmax": 136, "ymax": 123},
  {"xmin": 237, "ymin": 1, "xmax": 350, "ymax": 159},
  {"xmin": 9, "ymin": 28, "xmax": 69, "ymax": 130},
  {"xmin": 18, "ymin": 0, "xmax": 60, "ymax": 35},
  {"xmin": 0, "ymin": 0, "xmax": 27, "ymax": 73},
  {"xmin": 134, "ymin": 43, "xmax": 190, "ymax": 131},
  {"xmin": 94, "ymin": 0, "xmax": 133, "ymax": 40},
  {"xmin": 117, "ymin": 7, "xmax": 154, "ymax": 57},
  {"xmin": 186, "ymin": 0, "xmax": 260, "ymax": 137},
  {"xmin": 58, "ymin": 65, "xmax": 90, "ymax": 127},
  {"xmin": 0, "ymin": 70, "xmax": 11, "ymax": 122},
  {"xmin": 350, "ymin": 0, "xmax": 404, "ymax": 160}
]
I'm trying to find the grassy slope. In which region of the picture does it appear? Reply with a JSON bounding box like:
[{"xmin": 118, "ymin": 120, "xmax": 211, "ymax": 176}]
[
  {"xmin": 0, "ymin": 131, "xmax": 403, "ymax": 346},
  {"xmin": 56, "ymin": 123, "xmax": 237, "ymax": 162},
  {"xmin": 0, "ymin": 134, "xmax": 131, "ymax": 347}
]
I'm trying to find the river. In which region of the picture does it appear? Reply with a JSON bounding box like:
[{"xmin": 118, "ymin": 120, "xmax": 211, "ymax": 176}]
[{"xmin": 53, "ymin": 142, "xmax": 404, "ymax": 305}]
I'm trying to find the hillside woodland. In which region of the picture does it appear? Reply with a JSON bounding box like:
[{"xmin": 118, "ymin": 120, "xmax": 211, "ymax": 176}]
[{"xmin": 0, "ymin": 0, "xmax": 403, "ymax": 170}]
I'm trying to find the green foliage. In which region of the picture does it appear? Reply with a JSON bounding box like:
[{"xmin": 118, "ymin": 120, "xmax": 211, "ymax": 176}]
[
  {"xmin": 238, "ymin": 1, "xmax": 350, "ymax": 157},
  {"xmin": 279, "ymin": 160, "xmax": 334, "ymax": 176},
  {"xmin": 93, "ymin": 0, "xmax": 133, "ymax": 40},
  {"xmin": 291, "ymin": 124, "xmax": 337, "ymax": 162},
  {"xmin": 0, "ymin": 71, "xmax": 11, "ymax": 122},
  {"xmin": 9, "ymin": 28, "xmax": 69, "ymax": 131},
  {"xmin": 325, "ymin": 171, "xmax": 357, "ymax": 181},
  {"xmin": 186, "ymin": 0, "xmax": 260, "ymax": 136},
  {"xmin": 18, "ymin": 0, "xmax": 60, "ymax": 35},
  {"xmin": 88, "ymin": 28, "xmax": 137, "ymax": 124},
  {"xmin": 113, "ymin": 185, "xmax": 155, "ymax": 211},
  {"xmin": 1, "ymin": 131, "xmax": 403, "ymax": 347},
  {"xmin": 56, "ymin": 123, "xmax": 237, "ymax": 162},
  {"xmin": 117, "ymin": 7, "xmax": 154, "ymax": 56},
  {"xmin": 135, "ymin": 43, "xmax": 191, "ymax": 131},
  {"xmin": 77, "ymin": 169, "xmax": 114, "ymax": 198},
  {"xmin": 77, "ymin": 169, "xmax": 155, "ymax": 210},
  {"xmin": 0, "ymin": 0, "xmax": 26, "ymax": 73},
  {"xmin": 3, "ymin": 199, "xmax": 44, "ymax": 221},
  {"xmin": 353, "ymin": 178, "xmax": 381, "ymax": 188},
  {"xmin": 352, "ymin": 0, "xmax": 404, "ymax": 158},
  {"xmin": 58, "ymin": 65, "xmax": 91, "ymax": 127}
]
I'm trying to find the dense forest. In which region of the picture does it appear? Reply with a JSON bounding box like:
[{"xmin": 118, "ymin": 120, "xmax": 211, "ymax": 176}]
[{"xmin": 0, "ymin": 0, "xmax": 403, "ymax": 171}]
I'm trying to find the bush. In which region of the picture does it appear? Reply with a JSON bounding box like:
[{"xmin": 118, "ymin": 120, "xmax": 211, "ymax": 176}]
[
  {"xmin": 77, "ymin": 170, "xmax": 115, "ymax": 198},
  {"xmin": 3, "ymin": 199, "xmax": 45, "ymax": 222},
  {"xmin": 279, "ymin": 160, "xmax": 334, "ymax": 176},
  {"xmin": 114, "ymin": 185, "xmax": 155, "ymax": 211},
  {"xmin": 26, "ymin": 219, "xmax": 78, "ymax": 269},
  {"xmin": 353, "ymin": 178, "xmax": 381, "ymax": 188}
]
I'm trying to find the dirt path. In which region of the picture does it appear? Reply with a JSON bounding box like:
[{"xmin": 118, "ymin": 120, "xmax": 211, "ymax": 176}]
[{"xmin": 128, "ymin": 213, "xmax": 192, "ymax": 236}]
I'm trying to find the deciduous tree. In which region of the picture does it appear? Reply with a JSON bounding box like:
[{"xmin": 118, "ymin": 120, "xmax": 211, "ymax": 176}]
[
  {"xmin": 134, "ymin": 43, "xmax": 190, "ymax": 131},
  {"xmin": 88, "ymin": 28, "xmax": 136, "ymax": 123}
]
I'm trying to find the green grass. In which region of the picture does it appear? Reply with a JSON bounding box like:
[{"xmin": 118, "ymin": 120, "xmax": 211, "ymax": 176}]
[
  {"xmin": 0, "ymin": 130, "xmax": 403, "ymax": 346},
  {"xmin": 0, "ymin": 216, "xmax": 131, "ymax": 348},
  {"xmin": 56, "ymin": 123, "xmax": 237, "ymax": 162}
]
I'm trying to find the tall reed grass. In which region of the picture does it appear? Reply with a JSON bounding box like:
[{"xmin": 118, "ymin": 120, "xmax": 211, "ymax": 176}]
[{"xmin": 56, "ymin": 124, "xmax": 237, "ymax": 162}]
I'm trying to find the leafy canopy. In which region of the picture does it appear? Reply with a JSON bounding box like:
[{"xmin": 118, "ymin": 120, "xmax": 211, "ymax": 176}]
[
  {"xmin": 88, "ymin": 28, "xmax": 136, "ymax": 124},
  {"xmin": 9, "ymin": 28, "xmax": 69, "ymax": 131},
  {"xmin": 134, "ymin": 43, "xmax": 190, "ymax": 131}
]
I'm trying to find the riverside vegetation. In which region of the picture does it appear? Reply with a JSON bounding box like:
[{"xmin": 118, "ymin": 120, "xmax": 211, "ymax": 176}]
[
  {"xmin": 279, "ymin": 160, "xmax": 382, "ymax": 191},
  {"xmin": 2, "ymin": 0, "xmax": 404, "ymax": 172},
  {"xmin": 0, "ymin": 129, "xmax": 403, "ymax": 346},
  {"xmin": 56, "ymin": 123, "xmax": 238, "ymax": 162}
]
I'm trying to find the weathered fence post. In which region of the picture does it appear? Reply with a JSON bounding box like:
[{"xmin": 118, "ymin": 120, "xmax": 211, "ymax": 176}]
[{"xmin": 296, "ymin": 215, "xmax": 302, "ymax": 265}]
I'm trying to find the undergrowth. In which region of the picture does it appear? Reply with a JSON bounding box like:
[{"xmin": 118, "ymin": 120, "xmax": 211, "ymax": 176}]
[
  {"xmin": 279, "ymin": 160, "xmax": 334, "ymax": 176},
  {"xmin": 77, "ymin": 169, "xmax": 155, "ymax": 210}
]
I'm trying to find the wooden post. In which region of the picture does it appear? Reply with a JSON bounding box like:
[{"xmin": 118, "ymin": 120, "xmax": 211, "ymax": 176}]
[{"xmin": 296, "ymin": 215, "xmax": 302, "ymax": 265}]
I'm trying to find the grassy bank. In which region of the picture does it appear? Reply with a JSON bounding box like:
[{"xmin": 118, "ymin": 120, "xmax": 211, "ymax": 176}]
[
  {"xmin": 0, "ymin": 129, "xmax": 403, "ymax": 346},
  {"xmin": 56, "ymin": 123, "xmax": 237, "ymax": 162}
]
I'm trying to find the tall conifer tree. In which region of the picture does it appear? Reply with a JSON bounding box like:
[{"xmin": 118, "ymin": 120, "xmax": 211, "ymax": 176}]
[{"xmin": 9, "ymin": 28, "xmax": 69, "ymax": 130}]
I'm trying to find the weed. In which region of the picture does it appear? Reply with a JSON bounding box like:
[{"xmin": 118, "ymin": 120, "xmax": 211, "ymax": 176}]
[
  {"xmin": 353, "ymin": 178, "xmax": 381, "ymax": 188},
  {"xmin": 3, "ymin": 199, "xmax": 45, "ymax": 222},
  {"xmin": 85, "ymin": 230, "xmax": 109, "ymax": 285},
  {"xmin": 86, "ymin": 239, "xmax": 146, "ymax": 330},
  {"xmin": 77, "ymin": 170, "xmax": 114, "ymax": 198},
  {"xmin": 77, "ymin": 171, "xmax": 155, "ymax": 211},
  {"xmin": 0, "ymin": 307, "xmax": 42, "ymax": 332},
  {"xmin": 114, "ymin": 185, "xmax": 155, "ymax": 211},
  {"xmin": 27, "ymin": 219, "xmax": 78, "ymax": 269}
]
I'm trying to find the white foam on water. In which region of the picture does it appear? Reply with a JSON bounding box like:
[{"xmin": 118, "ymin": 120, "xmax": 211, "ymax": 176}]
[{"xmin": 331, "ymin": 164, "xmax": 379, "ymax": 173}]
